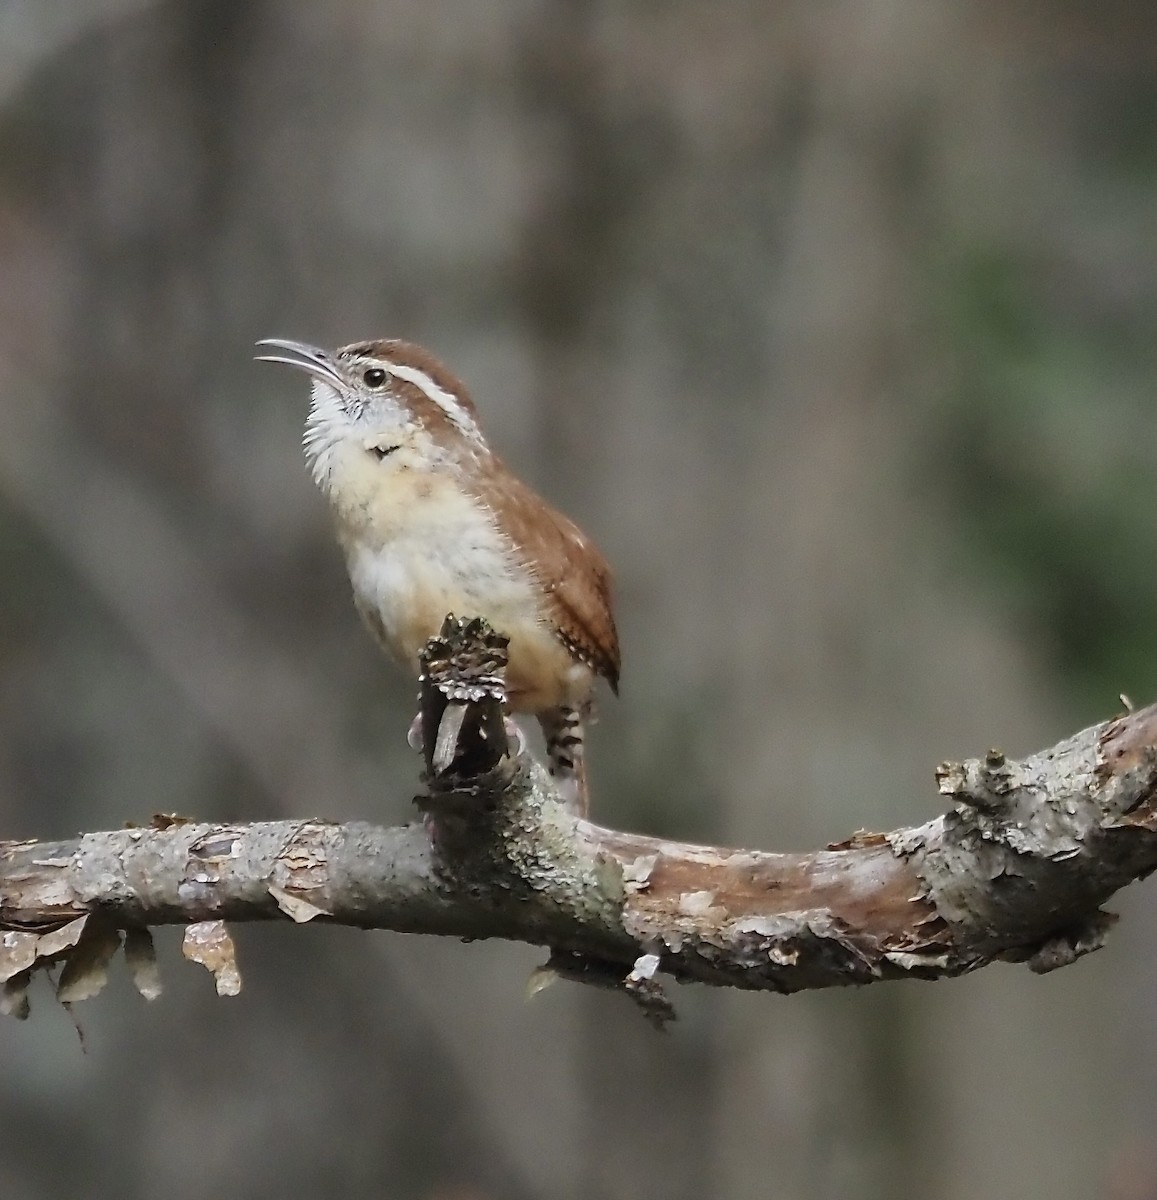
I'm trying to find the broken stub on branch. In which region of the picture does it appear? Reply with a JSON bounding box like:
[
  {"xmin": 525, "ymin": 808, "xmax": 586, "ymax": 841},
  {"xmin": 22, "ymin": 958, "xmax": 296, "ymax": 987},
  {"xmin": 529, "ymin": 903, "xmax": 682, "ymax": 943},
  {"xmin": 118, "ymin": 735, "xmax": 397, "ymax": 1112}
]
[{"xmin": 416, "ymin": 615, "xmax": 518, "ymax": 824}]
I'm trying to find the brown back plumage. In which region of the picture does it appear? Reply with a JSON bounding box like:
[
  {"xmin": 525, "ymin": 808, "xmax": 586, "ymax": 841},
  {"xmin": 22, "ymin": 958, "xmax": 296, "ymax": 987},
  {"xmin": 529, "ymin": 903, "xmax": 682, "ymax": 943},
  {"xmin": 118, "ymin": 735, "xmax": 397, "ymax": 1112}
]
[{"xmin": 471, "ymin": 462, "xmax": 620, "ymax": 694}]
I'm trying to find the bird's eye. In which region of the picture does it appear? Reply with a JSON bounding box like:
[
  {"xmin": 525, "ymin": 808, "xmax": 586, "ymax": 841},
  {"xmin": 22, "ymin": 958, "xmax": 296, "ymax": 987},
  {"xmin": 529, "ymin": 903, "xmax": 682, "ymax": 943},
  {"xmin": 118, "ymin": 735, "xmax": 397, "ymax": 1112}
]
[{"xmin": 363, "ymin": 367, "xmax": 387, "ymax": 388}]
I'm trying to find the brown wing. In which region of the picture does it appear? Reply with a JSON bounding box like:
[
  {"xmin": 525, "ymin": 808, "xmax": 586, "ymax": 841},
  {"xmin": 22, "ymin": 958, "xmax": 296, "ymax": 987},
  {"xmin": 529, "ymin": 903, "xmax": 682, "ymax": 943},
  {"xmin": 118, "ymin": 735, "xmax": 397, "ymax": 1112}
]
[{"xmin": 470, "ymin": 463, "xmax": 620, "ymax": 693}]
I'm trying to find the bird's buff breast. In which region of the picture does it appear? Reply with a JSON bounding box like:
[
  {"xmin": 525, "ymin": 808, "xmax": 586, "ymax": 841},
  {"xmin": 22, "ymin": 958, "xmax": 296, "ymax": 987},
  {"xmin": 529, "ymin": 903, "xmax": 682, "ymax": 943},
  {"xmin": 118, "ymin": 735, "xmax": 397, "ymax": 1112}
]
[{"xmin": 332, "ymin": 455, "xmax": 587, "ymax": 712}]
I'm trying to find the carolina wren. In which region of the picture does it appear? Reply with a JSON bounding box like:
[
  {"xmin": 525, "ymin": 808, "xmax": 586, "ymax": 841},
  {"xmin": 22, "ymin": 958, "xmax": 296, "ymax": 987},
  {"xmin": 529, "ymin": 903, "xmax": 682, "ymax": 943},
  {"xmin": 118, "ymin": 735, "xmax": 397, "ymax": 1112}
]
[{"xmin": 256, "ymin": 337, "xmax": 620, "ymax": 814}]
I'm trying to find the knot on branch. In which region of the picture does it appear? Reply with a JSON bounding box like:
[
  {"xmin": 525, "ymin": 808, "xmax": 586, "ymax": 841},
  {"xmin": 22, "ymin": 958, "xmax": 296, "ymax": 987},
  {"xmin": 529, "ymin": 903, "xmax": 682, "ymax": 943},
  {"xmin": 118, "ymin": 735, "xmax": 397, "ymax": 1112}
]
[
  {"xmin": 417, "ymin": 615, "xmax": 515, "ymax": 819},
  {"xmin": 935, "ymin": 748, "xmax": 1016, "ymax": 814}
]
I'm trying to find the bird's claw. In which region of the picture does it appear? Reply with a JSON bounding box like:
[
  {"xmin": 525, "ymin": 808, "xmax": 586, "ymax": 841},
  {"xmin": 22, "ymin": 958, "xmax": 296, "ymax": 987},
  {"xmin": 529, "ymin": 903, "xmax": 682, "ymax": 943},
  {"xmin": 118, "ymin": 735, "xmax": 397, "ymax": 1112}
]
[
  {"xmin": 503, "ymin": 717, "xmax": 527, "ymax": 758},
  {"xmin": 406, "ymin": 713, "xmax": 424, "ymax": 752}
]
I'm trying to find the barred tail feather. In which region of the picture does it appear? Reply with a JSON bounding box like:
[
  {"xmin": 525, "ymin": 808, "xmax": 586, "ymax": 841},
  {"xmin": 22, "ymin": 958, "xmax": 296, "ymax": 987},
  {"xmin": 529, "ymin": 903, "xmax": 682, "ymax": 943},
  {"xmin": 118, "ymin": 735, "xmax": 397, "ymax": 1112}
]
[{"xmin": 538, "ymin": 705, "xmax": 589, "ymax": 817}]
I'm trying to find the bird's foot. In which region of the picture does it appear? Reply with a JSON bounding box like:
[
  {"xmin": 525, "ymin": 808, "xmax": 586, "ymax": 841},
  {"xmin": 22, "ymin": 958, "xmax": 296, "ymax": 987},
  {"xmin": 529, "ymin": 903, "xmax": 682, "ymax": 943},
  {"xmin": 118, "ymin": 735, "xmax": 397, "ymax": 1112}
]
[
  {"xmin": 406, "ymin": 713, "xmax": 424, "ymax": 752},
  {"xmin": 502, "ymin": 716, "xmax": 527, "ymax": 758}
]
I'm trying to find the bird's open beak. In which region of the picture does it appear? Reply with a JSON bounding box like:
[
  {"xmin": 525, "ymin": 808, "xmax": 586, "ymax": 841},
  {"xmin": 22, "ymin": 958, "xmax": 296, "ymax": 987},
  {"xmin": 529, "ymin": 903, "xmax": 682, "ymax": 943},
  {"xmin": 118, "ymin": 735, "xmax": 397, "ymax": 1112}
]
[{"xmin": 255, "ymin": 338, "xmax": 346, "ymax": 389}]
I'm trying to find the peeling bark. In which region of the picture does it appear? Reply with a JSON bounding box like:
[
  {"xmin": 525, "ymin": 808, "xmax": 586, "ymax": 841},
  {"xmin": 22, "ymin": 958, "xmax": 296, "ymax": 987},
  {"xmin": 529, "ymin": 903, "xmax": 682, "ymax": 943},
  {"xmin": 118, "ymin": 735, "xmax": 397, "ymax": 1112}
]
[{"xmin": 4, "ymin": 619, "xmax": 1157, "ymax": 1021}]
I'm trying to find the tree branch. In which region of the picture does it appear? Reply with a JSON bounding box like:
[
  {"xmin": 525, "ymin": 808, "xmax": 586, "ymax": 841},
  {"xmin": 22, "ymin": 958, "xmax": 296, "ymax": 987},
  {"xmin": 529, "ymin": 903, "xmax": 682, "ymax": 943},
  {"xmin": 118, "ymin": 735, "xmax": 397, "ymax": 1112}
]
[{"xmin": 4, "ymin": 617, "xmax": 1157, "ymax": 1024}]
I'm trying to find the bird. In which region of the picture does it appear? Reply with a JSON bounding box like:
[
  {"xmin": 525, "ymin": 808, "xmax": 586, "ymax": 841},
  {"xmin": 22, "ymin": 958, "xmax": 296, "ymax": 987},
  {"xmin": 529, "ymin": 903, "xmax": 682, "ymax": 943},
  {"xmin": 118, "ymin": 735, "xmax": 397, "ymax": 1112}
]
[{"xmin": 256, "ymin": 337, "xmax": 620, "ymax": 815}]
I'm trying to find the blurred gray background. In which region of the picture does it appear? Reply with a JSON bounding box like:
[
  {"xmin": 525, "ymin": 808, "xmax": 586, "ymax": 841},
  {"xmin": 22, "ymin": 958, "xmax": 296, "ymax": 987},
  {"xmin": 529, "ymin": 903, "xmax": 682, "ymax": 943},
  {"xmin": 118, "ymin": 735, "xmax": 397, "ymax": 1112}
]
[{"xmin": 2, "ymin": 3, "xmax": 1157, "ymax": 1198}]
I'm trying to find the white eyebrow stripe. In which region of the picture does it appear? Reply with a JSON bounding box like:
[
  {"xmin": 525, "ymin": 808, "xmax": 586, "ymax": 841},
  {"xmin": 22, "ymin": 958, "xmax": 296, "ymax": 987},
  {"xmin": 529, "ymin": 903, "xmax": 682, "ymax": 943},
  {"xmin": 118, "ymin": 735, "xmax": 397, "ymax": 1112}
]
[{"xmin": 385, "ymin": 362, "xmax": 485, "ymax": 443}]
